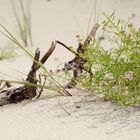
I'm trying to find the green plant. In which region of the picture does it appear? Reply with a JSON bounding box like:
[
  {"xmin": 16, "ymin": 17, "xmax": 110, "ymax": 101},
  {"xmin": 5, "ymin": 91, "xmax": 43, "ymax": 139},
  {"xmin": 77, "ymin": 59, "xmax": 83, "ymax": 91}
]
[
  {"xmin": 1, "ymin": 9, "xmax": 140, "ymax": 106},
  {"xmin": 72, "ymin": 13, "xmax": 140, "ymax": 106}
]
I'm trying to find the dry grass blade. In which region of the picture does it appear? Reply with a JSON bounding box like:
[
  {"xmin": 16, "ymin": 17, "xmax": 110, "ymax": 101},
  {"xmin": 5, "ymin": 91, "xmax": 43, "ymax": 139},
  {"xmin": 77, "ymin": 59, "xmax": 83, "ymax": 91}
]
[
  {"xmin": 56, "ymin": 96, "xmax": 71, "ymax": 115},
  {"xmin": 36, "ymin": 75, "xmax": 47, "ymax": 99}
]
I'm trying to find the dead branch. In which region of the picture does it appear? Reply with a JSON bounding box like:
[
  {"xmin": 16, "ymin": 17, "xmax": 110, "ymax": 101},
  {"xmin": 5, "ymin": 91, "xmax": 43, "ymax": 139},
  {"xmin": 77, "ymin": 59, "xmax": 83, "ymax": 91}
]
[
  {"xmin": 0, "ymin": 48, "xmax": 40, "ymax": 105},
  {"xmin": 40, "ymin": 41, "xmax": 57, "ymax": 65},
  {"xmin": 83, "ymin": 23, "xmax": 100, "ymax": 48},
  {"xmin": 57, "ymin": 40, "xmax": 78, "ymax": 56},
  {"xmin": 62, "ymin": 24, "xmax": 100, "ymax": 88},
  {"xmin": 0, "ymin": 23, "xmax": 99, "ymax": 105},
  {"xmin": 0, "ymin": 41, "xmax": 67, "ymax": 106},
  {"xmin": 40, "ymin": 41, "xmax": 72, "ymax": 96}
]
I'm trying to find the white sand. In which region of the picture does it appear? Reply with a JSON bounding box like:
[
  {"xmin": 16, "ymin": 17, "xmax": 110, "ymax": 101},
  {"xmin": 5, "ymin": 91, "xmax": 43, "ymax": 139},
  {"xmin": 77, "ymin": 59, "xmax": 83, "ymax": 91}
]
[{"xmin": 0, "ymin": 0, "xmax": 140, "ymax": 139}]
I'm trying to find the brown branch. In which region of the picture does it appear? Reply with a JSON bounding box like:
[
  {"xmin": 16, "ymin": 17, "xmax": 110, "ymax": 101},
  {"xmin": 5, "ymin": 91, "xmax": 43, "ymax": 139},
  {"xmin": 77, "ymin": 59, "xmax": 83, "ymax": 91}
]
[
  {"xmin": 40, "ymin": 41, "xmax": 57, "ymax": 65},
  {"xmin": 56, "ymin": 40, "xmax": 78, "ymax": 56},
  {"xmin": 26, "ymin": 48, "xmax": 40, "ymax": 83},
  {"xmin": 65, "ymin": 23, "xmax": 100, "ymax": 88},
  {"xmin": 83, "ymin": 23, "xmax": 100, "ymax": 48},
  {"xmin": 1, "ymin": 25, "xmax": 100, "ymax": 104},
  {"xmin": 40, "ymin": 41, "xmax": 72, "ymax": 96},
  {"xmin": 0, "ymin": 48, "xmax": 41, "ymax": 105},
  {"xmin": 0, "ymin": 40, "xmax": 71, "ymax": 106}
]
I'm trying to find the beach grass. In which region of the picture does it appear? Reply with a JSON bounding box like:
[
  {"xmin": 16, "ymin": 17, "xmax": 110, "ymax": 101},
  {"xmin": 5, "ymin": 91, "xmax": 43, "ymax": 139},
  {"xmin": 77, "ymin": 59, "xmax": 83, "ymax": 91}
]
[{"xmin": 11, "ymin": 0, "xmax": 33, "ymax": 47}]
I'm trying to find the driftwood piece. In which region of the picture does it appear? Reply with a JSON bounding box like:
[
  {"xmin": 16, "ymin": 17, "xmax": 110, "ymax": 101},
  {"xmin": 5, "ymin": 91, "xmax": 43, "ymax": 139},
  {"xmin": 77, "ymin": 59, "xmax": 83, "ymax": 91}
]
[
  {"xmin": 0, "ymin": 23, "xmax": 99, "ymax": 105},
  {"xmin": 0, "ymin": 48, "xmax": 40, "ymax": 105},
  {"xmin": 0, "ymin": 41, "xmax": 58, "ymax": 106},
  {"xmin": 57, "ymin": 23, "xmax": 100, "ymax": 88}
]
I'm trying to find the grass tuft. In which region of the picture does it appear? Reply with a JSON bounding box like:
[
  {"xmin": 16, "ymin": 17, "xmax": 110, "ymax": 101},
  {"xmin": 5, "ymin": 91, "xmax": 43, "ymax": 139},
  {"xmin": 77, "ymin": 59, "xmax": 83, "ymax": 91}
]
[{"xmin": 11, "ymin": 0, "xmax": 33, "ymax": 47}]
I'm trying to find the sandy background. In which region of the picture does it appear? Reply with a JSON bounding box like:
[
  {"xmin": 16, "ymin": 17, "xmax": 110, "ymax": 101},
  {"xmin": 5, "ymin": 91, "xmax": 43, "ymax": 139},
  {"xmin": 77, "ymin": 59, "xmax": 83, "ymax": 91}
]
[{"xmin": 0, "ymin": 0, "xmax": 140, "ymax": 140}]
